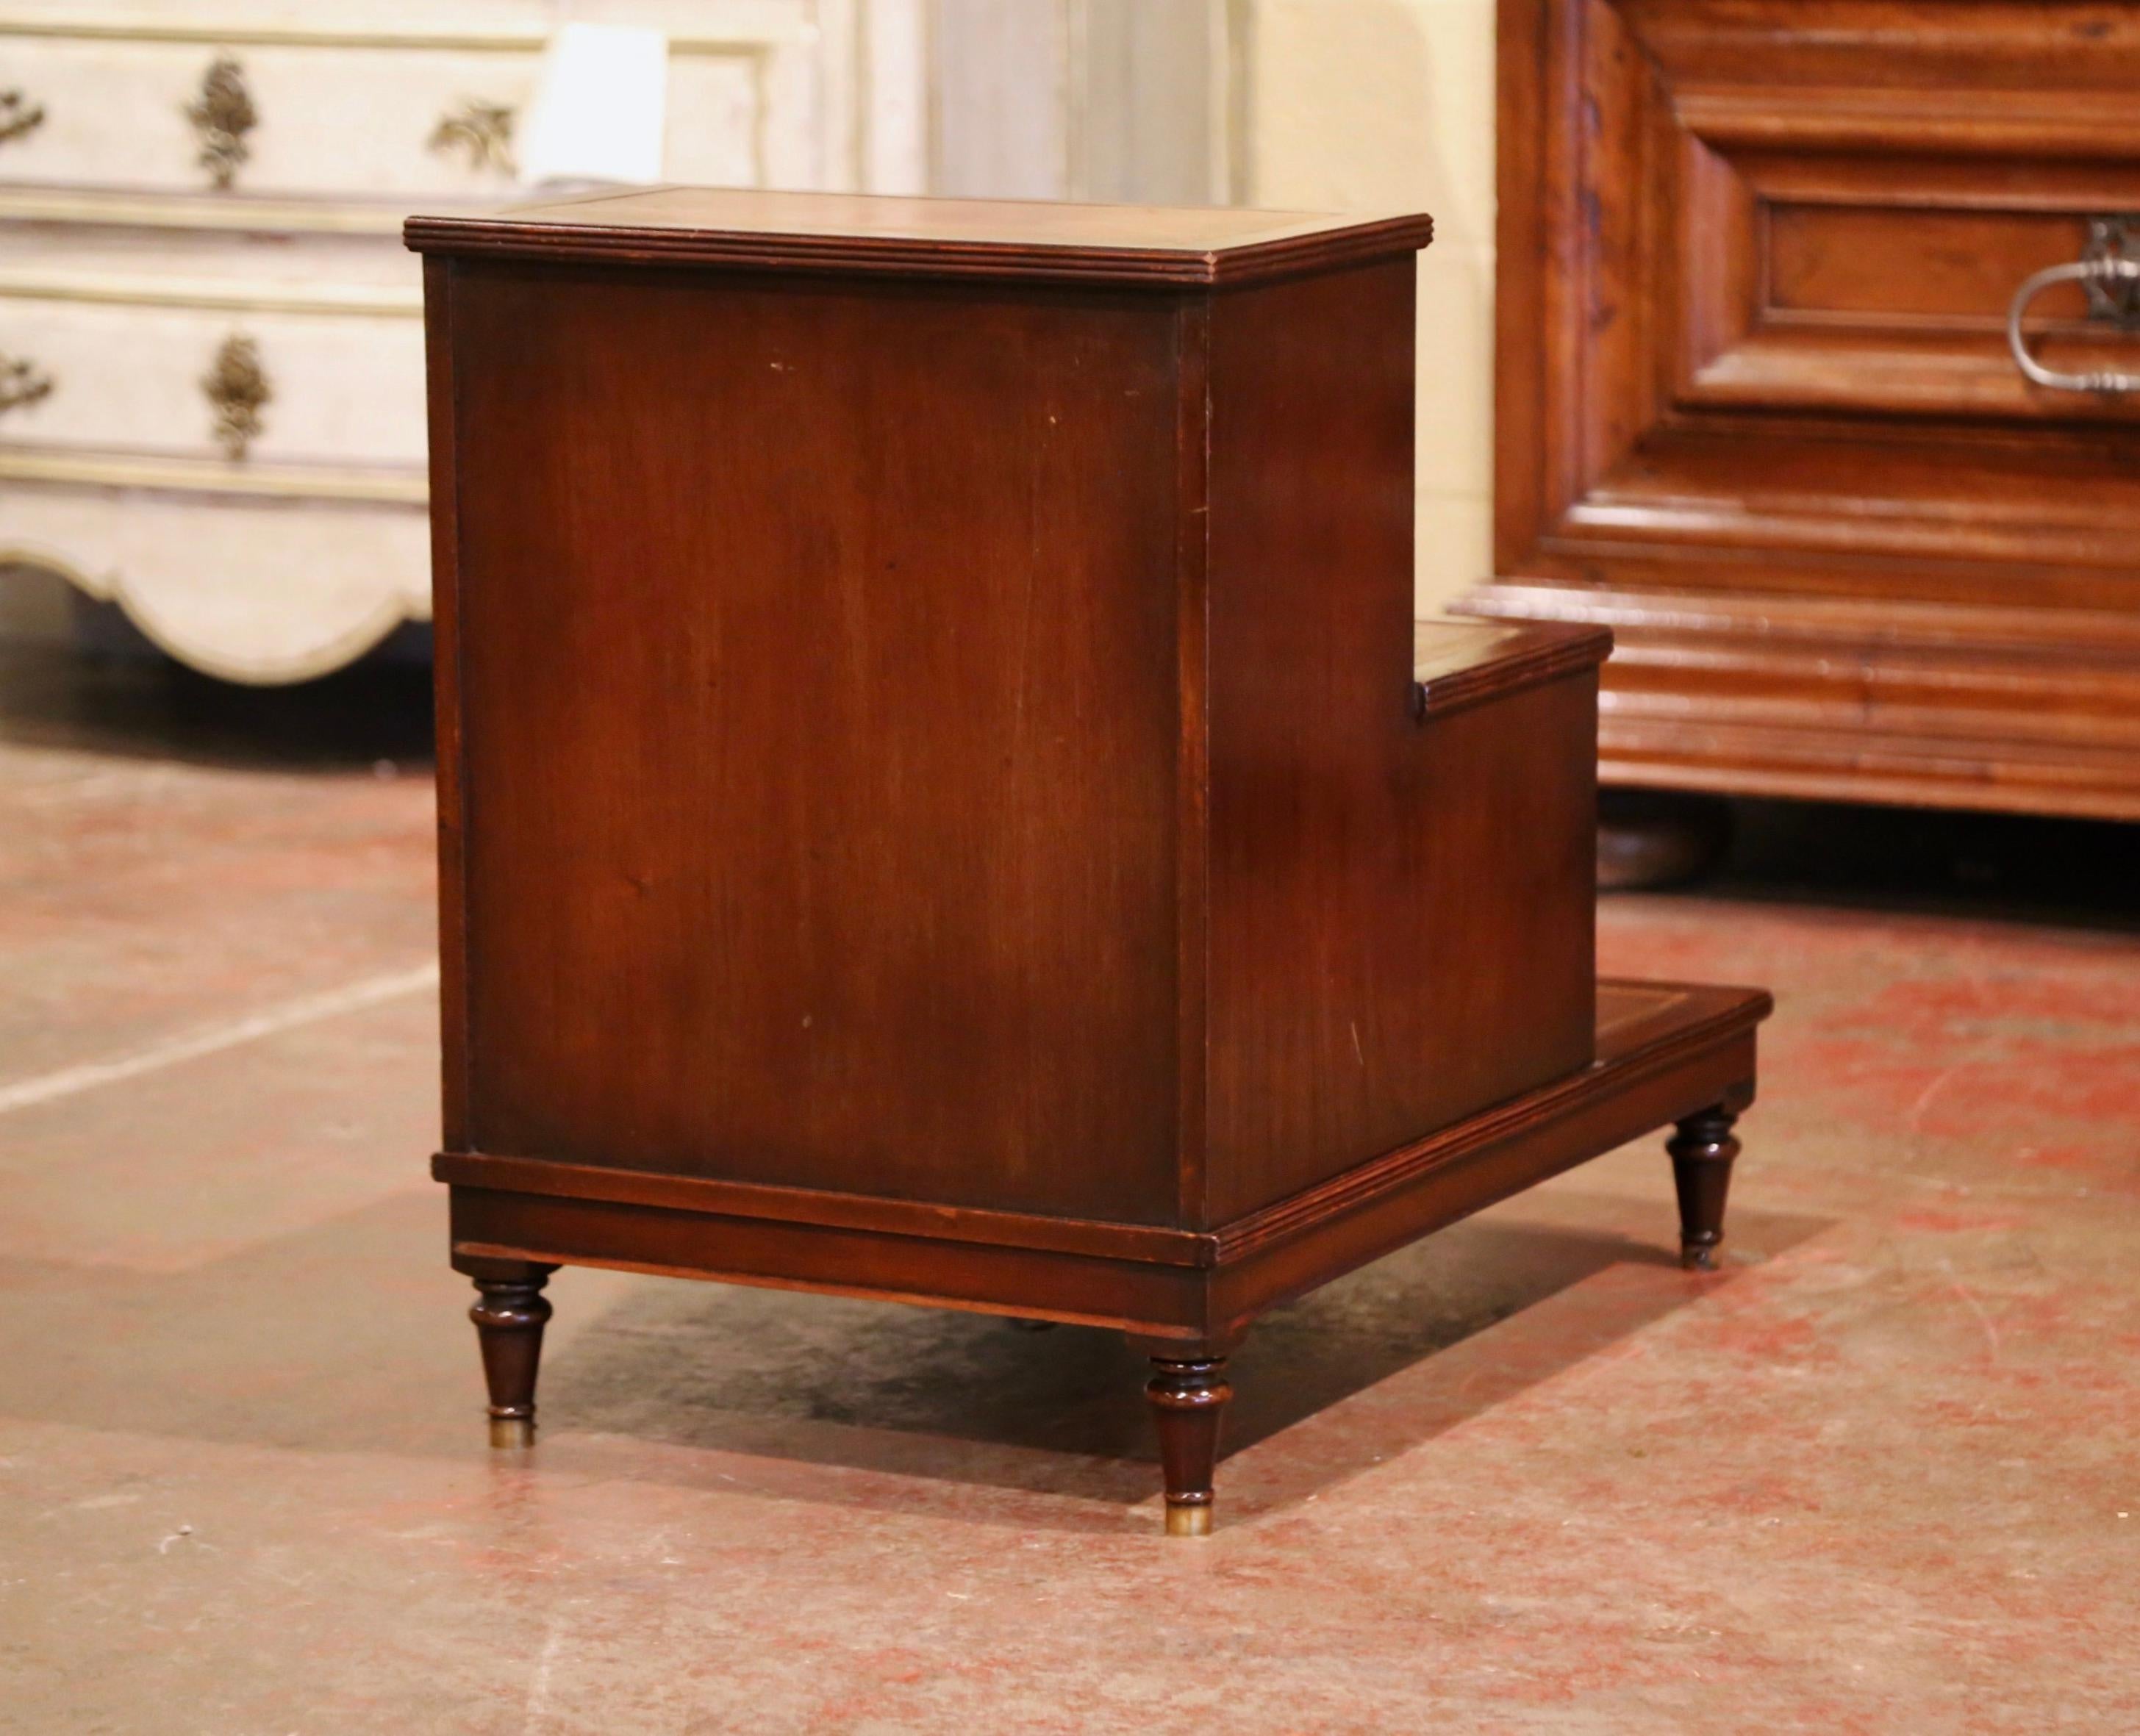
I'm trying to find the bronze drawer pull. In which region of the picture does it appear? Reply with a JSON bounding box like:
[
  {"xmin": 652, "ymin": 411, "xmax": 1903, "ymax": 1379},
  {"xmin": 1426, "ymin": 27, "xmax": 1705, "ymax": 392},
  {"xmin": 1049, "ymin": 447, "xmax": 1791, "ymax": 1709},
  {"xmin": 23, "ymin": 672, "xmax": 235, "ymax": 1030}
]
[
  {"xmin": 0, "ymin": 353, "xmax": 54, "ymax": 415},
  {"xmin": 0, "ymin": 87, "xmax": 43, "ymax": 146},
  {"xmin": 2008, "ymin": 218, "xmax": 2140, "ymax": 396},
  {"xmin": 202, "ymin": 334, "xmax": 270, "ymax": 459},
  {"xmin": 185, "ymin": 54, "xmax": 257, "ymax": 190},
  {"xmin": 429, "ymin": 99, "xmax": 517, "ymax": 176}
]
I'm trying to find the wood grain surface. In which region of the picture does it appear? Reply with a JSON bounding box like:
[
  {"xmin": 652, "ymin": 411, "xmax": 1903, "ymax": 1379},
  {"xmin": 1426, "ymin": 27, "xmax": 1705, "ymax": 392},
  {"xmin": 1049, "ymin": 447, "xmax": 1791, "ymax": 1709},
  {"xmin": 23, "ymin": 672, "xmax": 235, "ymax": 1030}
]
[{"xmin": 1473, "ymin": 0, "xmax": 2140, "ymax": 819}]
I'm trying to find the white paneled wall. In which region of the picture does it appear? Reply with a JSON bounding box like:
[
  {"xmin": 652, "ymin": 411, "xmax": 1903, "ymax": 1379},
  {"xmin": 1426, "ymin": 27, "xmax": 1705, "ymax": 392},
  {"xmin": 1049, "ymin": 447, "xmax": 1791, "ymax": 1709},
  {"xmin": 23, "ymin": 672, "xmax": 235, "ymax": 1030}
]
[
  {"xmin": 929, "ymin": 0, "xmax": 1230, "ymax": 205},
  {"xmin": 1239, "ymin": 0, "xmax": 1497, "ymax": 616},
  {"xmin": 926, "ymin": 0, "xmax": 1495, "ymax": 618}
]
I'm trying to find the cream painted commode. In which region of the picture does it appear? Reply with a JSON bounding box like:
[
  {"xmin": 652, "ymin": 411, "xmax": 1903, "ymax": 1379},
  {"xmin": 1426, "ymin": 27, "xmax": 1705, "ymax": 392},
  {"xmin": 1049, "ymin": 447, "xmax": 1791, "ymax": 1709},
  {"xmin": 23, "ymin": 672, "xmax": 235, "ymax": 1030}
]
[{"xmin": 0, "ymin": 1, "xmax": 927, "ymax": 681}]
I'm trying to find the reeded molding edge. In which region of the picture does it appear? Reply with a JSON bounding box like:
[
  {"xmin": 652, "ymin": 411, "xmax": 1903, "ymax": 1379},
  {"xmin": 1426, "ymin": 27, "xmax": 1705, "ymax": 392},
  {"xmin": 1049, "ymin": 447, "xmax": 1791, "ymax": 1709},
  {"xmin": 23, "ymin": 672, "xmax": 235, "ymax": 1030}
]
[
  {"xmin": 1413, "ymin": 619, "xmax": 1614, "ymax": 721},
  {"xmin": 402, "ymin": 212, "xmax": 1437, "ymax": 288},
  {"xmin": 1462, "ymin": 578, "xmax": 2140, "ymax": 659}
]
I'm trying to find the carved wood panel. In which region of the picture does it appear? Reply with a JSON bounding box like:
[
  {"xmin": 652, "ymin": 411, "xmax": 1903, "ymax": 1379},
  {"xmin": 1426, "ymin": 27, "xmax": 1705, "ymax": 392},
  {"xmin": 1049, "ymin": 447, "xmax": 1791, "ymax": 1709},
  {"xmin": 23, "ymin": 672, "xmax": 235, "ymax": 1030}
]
[{"xmin": 1470, "ymin": 0, "xmax": 2140, "ymax": 818}]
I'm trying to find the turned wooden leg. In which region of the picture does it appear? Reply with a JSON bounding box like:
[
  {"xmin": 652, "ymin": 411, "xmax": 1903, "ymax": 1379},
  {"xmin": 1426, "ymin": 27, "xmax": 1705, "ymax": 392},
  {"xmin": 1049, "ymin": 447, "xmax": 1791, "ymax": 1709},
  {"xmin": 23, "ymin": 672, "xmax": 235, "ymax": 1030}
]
[
  {"xmin": 1668, "ymin": 1105, "xmax": 1742, "ymax": 1272},
  {"xmin": 468, "ymin": 1263, "xmax": 557, "ymax": 1448},
  {"xmin": 1145, "ymin": 1357, "xmax": 1231, "ymax": 1537}
]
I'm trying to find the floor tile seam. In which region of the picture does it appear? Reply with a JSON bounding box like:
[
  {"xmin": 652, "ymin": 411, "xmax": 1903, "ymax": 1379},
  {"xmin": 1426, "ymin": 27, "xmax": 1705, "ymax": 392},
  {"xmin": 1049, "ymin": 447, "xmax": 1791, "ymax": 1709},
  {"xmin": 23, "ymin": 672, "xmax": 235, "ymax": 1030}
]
[{"xmin": 0, "ymin": 961, "xmax": 440, "ymax": 1117}]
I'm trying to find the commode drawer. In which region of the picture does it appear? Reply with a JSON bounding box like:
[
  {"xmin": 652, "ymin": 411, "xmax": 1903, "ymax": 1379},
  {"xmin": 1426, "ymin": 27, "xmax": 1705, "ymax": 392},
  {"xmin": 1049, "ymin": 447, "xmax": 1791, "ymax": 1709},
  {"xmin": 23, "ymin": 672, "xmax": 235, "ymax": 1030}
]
[
  {"xmin": 0, "ymin": 230, "xmax": 424, "ymax": 467},
  {"xmin": 0, "ymin": 18, "xmax": 770, "ymax": 203}
]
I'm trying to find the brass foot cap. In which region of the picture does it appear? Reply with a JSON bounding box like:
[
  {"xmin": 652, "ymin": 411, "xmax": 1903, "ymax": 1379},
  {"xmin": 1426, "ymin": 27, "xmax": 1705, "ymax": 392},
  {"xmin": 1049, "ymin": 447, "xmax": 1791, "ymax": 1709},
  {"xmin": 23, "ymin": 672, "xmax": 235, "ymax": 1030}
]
[
  {"xmin": 1164, "ymin": 1502, "xmax": 1213, "ymax": 1538},
  {"xmin": 489, "ymin": 1415, "xmax": 535, "ymax": 1450},
  {"xmin": 1681, "ymin": 1244, "xmax": 1719, "ymax": 1273}
]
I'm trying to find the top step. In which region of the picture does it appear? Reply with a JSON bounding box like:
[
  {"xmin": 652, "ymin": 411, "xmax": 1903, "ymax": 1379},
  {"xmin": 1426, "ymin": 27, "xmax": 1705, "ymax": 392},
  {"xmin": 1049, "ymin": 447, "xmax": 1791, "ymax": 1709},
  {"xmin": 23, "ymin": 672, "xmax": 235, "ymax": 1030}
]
[{"xmin": 406, "ymin": 186, "xmax": 1434, "ymax": 287}]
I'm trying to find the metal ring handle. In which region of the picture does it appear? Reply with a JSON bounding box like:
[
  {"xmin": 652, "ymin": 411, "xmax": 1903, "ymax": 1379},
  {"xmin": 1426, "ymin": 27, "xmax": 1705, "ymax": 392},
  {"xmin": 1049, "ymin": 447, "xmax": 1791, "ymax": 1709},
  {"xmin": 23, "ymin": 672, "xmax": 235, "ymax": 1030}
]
[{"xmin": 2008, "ymin": 257, "xmax": 2140, "ymax": 395}]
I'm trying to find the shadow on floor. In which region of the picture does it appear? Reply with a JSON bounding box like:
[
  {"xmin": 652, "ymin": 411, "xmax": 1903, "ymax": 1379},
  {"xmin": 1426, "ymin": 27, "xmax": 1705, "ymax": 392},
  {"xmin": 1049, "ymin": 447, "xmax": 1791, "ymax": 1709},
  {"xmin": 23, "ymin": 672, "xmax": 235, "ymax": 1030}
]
[
  {"xmin": 0, "ymin": 625, "xmax": 434, "ymax": 772},
  {"xmin": 1686, "ymin": 797, "xmax": 2140, "ymax": 933},
  {"xmin": 534, "ymin": 1189, "xmax": 1833, "ymax": 1524},
  {"xmin": 0, "ymin": 1182, "xmax": 1831, "ymax": 1527}
]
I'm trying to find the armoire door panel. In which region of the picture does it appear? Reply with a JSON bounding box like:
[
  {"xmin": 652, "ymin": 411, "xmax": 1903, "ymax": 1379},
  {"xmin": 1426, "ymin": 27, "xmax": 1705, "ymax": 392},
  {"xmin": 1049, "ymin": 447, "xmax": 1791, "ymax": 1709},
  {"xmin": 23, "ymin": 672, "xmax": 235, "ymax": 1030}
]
[{"xmin": 1477, "ymin": 0, "xmax": 2140, "ymax": 818}]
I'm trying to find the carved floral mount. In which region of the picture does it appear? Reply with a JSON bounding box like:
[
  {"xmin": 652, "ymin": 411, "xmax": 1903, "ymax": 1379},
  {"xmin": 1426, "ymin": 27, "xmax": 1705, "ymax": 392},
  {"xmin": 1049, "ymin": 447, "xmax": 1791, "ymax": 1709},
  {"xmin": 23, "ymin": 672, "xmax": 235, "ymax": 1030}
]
[
  {"xmin": 201, "ymin": 334, "xmax": 271, "ymax": 460},
  {"xmin": 0, "ymin": 353, "xmax": 54, "ymax": 415},
  {"xmin": 185, "ymin": 54, "xmax": 256, "ymax": 190},
  {"xmin": 0, "ymin": 87, "xmax": 45, "ymax": 146}
]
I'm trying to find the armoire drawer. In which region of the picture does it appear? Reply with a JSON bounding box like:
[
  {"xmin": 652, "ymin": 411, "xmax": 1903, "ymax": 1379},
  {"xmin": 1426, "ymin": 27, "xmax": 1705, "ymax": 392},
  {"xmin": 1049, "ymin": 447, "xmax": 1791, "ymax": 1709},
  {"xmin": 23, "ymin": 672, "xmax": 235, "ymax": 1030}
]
[
  {"xmin": 0, "ymin": 16, "xmax": 767, "ymax": 202},
  {"xmin": 1669, "ymin": 122, "xmax": 2140, "ymax": 426}
]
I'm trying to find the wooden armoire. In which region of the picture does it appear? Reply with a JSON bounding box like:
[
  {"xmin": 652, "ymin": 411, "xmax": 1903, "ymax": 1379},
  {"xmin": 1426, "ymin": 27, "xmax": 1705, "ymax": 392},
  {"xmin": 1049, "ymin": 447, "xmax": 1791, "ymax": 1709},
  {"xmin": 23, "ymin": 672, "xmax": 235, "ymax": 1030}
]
[{"xmin": 1467, "ymin": 1, "xmax": 2140, "ymax": 820}]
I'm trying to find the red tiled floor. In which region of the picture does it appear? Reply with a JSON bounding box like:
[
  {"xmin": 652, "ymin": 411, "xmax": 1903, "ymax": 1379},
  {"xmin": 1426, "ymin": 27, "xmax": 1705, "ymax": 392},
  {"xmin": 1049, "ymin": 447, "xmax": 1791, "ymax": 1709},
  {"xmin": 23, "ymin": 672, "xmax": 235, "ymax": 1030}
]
[{"xmin": 2, "ymin": 647, "xmax": 2136, "ymax": 1733}]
